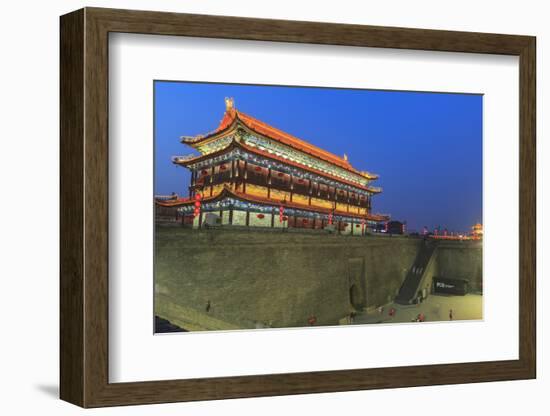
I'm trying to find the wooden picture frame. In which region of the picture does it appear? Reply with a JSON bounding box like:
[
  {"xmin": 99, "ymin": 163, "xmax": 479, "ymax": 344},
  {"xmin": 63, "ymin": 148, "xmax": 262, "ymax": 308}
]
[{"xmin": 60, "ymin": 7, "xmax": 536, "ymax": 408}]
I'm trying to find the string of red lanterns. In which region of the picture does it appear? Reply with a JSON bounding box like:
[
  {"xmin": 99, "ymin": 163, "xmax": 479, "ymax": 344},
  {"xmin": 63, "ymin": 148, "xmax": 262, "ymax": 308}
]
[{"xmin": 193, "ymin": 193, "xmax": 201, "ymax": 217}]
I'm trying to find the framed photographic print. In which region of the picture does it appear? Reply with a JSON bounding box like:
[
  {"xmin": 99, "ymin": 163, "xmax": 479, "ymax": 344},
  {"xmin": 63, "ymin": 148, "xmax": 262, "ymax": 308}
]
[{"xmin": 60, "ymin": 7, "xmax": 536, "ymax": 408}]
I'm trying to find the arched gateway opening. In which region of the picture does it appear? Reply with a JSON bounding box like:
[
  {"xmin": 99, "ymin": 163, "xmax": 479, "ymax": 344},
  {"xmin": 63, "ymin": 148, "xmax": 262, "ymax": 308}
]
[{"xmin": 349, "ymin": 284, "xmax": 363, "ymax": 310}]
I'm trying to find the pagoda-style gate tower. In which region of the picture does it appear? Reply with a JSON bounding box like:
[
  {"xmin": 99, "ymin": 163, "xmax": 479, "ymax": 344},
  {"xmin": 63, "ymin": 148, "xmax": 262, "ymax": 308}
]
[{"xmin": 156, "ymin": 98, "xmax": 389, "ymax": 234}]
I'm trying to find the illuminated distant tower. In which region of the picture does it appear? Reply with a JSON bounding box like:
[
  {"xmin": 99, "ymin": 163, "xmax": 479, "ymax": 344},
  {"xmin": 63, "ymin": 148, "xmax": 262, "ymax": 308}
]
[{"xmin": 471, "ymin": 223, "xmax": 483, "ymax": 239}]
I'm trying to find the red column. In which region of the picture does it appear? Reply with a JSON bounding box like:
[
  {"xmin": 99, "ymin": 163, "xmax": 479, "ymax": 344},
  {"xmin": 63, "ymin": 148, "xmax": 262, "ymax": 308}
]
[
  {"xmin": 243, "ymin": 161, "xmax": 247, "ymax": 194},
  {"xmin": 267, "ymin": 168, "xmax": 272, "ymax": 199}
]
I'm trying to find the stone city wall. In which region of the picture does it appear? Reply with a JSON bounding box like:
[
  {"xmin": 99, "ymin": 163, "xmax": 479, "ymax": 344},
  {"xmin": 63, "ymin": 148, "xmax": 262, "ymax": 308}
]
[{"xmin": 154, "ymin": 226, "xmax": 481, "ymax": 330}]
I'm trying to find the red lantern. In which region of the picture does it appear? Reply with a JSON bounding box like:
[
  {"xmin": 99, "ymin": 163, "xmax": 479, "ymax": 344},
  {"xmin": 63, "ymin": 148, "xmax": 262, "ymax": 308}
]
[
  {"xmin": 201, "ymin": 170, "xmax": 208, "ymax": 175},
  {"xmin": 302, "ymin": 219, "xmax": 308, "ymax": 224},
  {"xmin": 328, "ymin": 212, "xmax": 333, "ymax": 225},
  {"xmin": 282, "ymin": 216, "xmax": 288, "ymax": 221},
  {"xmin": 257, "ymin": 213, "xmax": 265, "ymax": 219},
  {"xmin": 254, "ymin": 166, "xmax": 262, "ymax": 172},
  {"xmin": 277, "ymin": 172, "xmax": 284, "ymax": 177},
  {"xmin": 356, "ymin": 224, "xmax": 360, "ymax": 228},
  {"xmin": 220, "ymin": 164, "xmax": 227, "ymax": 171},
  {"xmin": 193, "ymin": 193, "xmax": 202, "ymax": 217},
  {"xmin": 298, "ymin": 179, "xmax": 305, "ymax": 183}
]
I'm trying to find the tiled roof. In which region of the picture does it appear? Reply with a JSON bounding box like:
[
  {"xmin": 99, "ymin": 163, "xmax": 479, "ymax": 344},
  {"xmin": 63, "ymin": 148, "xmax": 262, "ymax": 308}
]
[
  {"xmin": 184, "ymin": 107, "xmax": 378, "ymax": 180},
  {"xmin": 236, "ymin": 111, "xmax": 353, "ymax": 170}
]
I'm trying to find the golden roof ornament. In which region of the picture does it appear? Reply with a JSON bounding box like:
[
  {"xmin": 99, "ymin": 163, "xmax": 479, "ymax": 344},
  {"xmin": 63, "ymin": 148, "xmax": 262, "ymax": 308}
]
[
  {"xmin": 225, "ymin": 97, "xmax": 235, "ymax": 112},
  {"xmin": 343, "ymin": 153, "xmax": 348, "ymax": 161}
]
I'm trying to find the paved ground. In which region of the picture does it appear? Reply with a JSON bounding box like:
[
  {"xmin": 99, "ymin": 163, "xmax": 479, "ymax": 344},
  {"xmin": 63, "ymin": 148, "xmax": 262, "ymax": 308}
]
[
  {"xmin": 155, "ymin": 294, "xmax": 483, "ymax": 332},
  {"xmin": 352, "ymin": 294, "xmax": 483, "ymax": 325}
]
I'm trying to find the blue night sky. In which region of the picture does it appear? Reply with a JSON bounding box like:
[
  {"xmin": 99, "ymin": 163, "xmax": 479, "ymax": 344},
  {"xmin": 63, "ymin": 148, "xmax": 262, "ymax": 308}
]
[{"xmin": 154, "ymin": 81, "xmax": 482, "ymax": 234}]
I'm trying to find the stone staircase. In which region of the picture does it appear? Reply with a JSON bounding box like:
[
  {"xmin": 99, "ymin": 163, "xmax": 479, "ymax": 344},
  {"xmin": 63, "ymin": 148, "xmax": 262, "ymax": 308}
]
[{"xmin": 394, "ymin": 241, "xmax": 437, "ymax": 305}]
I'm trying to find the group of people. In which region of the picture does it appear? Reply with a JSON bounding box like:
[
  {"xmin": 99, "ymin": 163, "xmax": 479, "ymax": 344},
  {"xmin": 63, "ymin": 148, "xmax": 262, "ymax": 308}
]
[{"xmin": 412, "ymin": 309, "xmax": 454, "ymax": 322}]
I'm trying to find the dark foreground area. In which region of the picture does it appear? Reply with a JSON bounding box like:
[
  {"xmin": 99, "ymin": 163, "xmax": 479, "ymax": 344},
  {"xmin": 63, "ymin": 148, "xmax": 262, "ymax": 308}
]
[{"xmin": 155, "ymin": 316, "xmax": 187, "ymax": 333}]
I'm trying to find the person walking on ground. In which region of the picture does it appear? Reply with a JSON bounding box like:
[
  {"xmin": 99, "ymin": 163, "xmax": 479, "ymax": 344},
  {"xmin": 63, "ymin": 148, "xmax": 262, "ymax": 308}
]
[
  {"xmin": 449, "ymin": 309, "xmax": 453, "ymax": 321},
  {"xmin": 205, "ymin": 300, "xmax": 211, "ymax": 313}
]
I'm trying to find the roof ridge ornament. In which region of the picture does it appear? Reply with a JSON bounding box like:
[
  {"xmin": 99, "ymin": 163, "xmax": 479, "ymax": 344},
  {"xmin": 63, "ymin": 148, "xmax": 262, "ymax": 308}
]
[{"xmin": 225, "ymin": 97, "xmax": 235, "ymax": 112}]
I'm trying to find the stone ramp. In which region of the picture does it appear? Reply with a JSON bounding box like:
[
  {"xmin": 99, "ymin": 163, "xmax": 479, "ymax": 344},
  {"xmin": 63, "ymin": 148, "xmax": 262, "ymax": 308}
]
[{"xmin": 155, "ymin": 293, "xmax": 243, "ymax": 332}]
